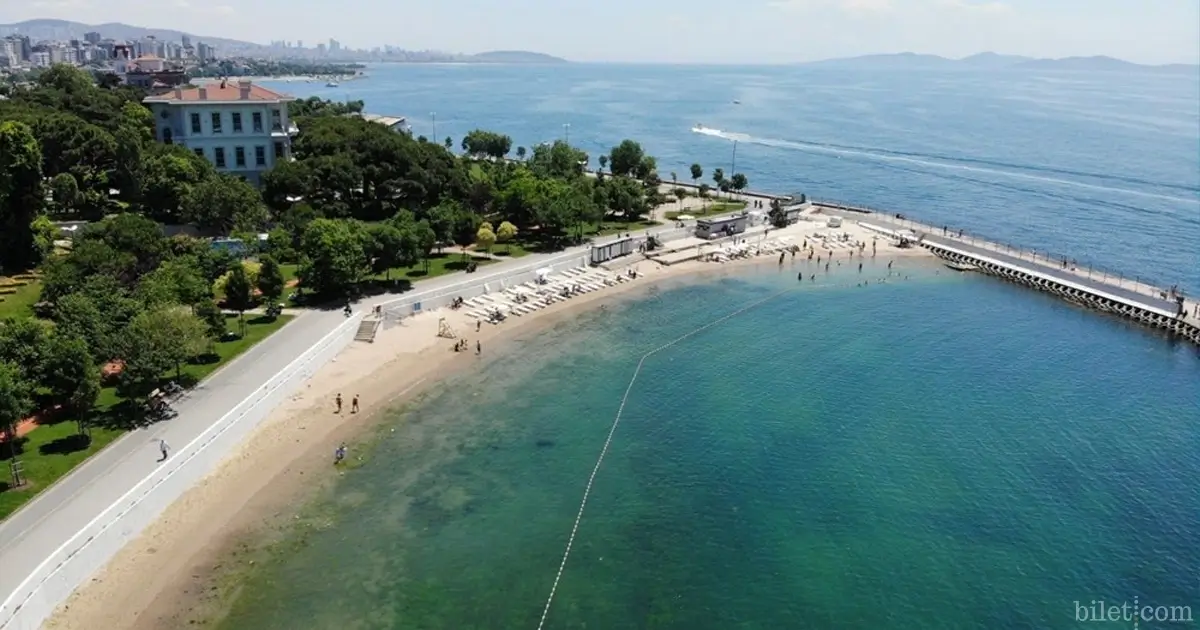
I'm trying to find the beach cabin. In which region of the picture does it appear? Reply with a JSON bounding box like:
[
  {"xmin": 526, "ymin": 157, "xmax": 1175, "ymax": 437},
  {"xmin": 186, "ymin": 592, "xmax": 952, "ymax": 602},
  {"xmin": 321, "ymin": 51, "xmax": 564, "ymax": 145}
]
[
  {"xmin": 591, "ymin": 236, "xmax": 636, "ymax": 264},
  {"xmin": 826, "ymin": 216, "xmax": 843, "ymax": 228},
  {"xmin": 695, "ymin": 214, "xmax": 748, "ymax": 239}
]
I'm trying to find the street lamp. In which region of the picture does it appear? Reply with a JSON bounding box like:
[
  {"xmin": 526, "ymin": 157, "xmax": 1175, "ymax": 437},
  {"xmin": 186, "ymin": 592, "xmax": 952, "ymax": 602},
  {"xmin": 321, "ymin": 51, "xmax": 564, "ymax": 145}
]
[
  {"xmin": 431, "ymin": 112, "xmax": 436, "ymax": 142},
  {"xmin": 731, "ymin": 139, "xmax": 738, "ymax": 177},
  {"xmin": 563, "ymin": 123, "xmax": 570, "ymax": 144}
]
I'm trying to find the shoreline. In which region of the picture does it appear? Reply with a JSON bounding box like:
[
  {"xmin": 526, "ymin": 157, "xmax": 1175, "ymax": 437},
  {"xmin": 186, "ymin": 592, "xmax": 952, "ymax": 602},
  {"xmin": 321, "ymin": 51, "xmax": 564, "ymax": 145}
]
[{"xmin": 44, "ymin": 225, "xmax": 931, "ymax": 629}]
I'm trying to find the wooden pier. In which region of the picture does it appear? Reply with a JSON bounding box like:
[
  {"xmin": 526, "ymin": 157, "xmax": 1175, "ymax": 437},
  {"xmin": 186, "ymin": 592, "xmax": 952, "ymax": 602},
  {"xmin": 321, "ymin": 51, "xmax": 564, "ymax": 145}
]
[{"xmin": 814, "ymin": 202, "xmax": 1200, "ymax": 347}]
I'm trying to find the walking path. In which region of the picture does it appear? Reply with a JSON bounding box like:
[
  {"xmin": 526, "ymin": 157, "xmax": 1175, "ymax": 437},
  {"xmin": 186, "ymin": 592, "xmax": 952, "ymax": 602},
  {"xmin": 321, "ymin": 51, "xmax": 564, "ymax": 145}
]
[
  {"xmin": 817, "ymin": 205, "xmax": 1197, "ymax": 317},
  {"xmin": 0, "ymin": 227, "xmax": 687, "ymax": 617}
]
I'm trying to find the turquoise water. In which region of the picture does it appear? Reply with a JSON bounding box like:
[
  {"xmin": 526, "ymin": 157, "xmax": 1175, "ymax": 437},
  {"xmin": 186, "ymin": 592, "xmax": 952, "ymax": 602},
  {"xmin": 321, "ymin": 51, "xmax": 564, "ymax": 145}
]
[
  {"xmin": 227, "ymin": 65, "xmax": 1200, "ymax": 628},
  {"xmin": 219, "ymin": 259, "xmax": 1200, "ymax": 629}
]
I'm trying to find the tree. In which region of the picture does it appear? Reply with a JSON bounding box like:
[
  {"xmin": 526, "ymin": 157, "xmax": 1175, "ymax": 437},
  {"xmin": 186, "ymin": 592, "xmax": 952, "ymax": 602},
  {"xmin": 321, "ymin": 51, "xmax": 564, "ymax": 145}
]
[
  {"xmin": 516, "ymin": 146, "xmax": 527, "ymax": 161},
  {"xmin": 257, "ymin": 255, "xmax": 286, "ymax": 306},
  {"xmin": 41, "ymin": 333, "xmax": 100, "ymax": 436},
  {"xmin": 297, "ymin": 218, "xmax": 371, "ymax": 297},
  {"xmin": 768, "ymin": 198, "xmax": 789, "ymax": 228},
  {"xmin": 444, "ymin": 136, "xmax": 453, "ymax": 150},
  {"xmin": 670, "ymin": 171, "xmax": 677, "ymax": 184},
  {"xmin": 223, "ymin": 264, "xmax": 255, "ymax": 336},
  {"xmin": 674, "ymin": 187, "xmax": 687, "ymax": 209},
  {"xmin": 366, "ymin": 222, "xmax": 406, "ymax": 281},
  {"xmin": 731, "ymin": 172, "xmax": 748, "ymax": 197},
  {"xmin": 0, "ymin": 317, "xmax": 49, "ymax": 385},
  {"xmin": 598, "ymin": 155, "xmax": 608, "ymax": 173},
  {"xmin": 608, "ymin": 139, "xmax": 646, "ymax": 178},
  {"xmin": 0, "ymin": 121, "xmax": 46, "ymax": 273},
  {"xmin": 183, "ymin": 173, "xmax": 270, "ymax": 233},
  {"xmin": 0, "ymin": 361, "xmax": 33, "ymax": 486},
  {"xmin": 476, "ymin": 222, "xmax": 497, "ymax": 255},
  {"xmin": 195, "ymin": 299, "xmax": 227, "ymax": 351},
  {"xmin": 711, "ymin": 168, "xmax": 725, "ymax": 198},
  {"xmin": 119, "ymin": 307, "xmax": 208, "ymax": 398},
  {"xmin": 698, "ymin": 183, "xmax": 711, "ymax": 209},
  {"xmin": 49, "ymin": 172, "xmax": 81, "ymax": 213},
  {"xmin": 690, "ymin": 163, "xmax": 702, "ymax": 189},
  {"xmin": 496, "ymin": 221, "xmax": 518, "ymax": 254}
]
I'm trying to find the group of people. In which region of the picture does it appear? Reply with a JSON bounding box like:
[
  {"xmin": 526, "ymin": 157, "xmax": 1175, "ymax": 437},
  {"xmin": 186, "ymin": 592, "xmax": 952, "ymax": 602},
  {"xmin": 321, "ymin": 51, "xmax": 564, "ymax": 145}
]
[{"xmin": 454, "ymin": 338, "xmax": 481, "ymax": 355}]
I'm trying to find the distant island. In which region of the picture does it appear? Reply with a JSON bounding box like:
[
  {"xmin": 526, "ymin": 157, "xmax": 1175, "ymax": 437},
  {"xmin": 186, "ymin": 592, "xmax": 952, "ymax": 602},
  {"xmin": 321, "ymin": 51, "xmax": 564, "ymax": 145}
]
[
  {"xmin": 801, "ymin": 52, "xmax": 1198, "ymax": 74},
  {"xmin": 0, "ymin": 19, "xmax": 568, "ymax": 64}
]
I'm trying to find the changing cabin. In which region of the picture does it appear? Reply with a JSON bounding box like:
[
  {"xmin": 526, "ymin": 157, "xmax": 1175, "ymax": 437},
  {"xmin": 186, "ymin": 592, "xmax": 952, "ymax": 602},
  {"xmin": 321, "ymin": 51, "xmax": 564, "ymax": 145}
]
[{"xmin": 695, "ymin": 214, "xmax": 749, "ymax": 239}]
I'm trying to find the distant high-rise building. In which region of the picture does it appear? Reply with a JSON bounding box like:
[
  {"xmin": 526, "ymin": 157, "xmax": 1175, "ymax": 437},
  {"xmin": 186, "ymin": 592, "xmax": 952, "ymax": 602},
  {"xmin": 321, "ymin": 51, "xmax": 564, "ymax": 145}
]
[
  {"xmin": 84, "ymin": 31, "xmax": 101, "ymax": 45},
  {"xmin": 317, "ymin": 43, "xmax": 327, "ymax": 55},
  {"xmin": 329, "ymin": 38, "xmax": 340, "ymax": 52},
  {"xmin": 297, "ymin": 39, "xmax": 303, "ymax": 48},
  {"xmin": 181, "ymin": 35, "xmax": 191, "ymax": 48}
]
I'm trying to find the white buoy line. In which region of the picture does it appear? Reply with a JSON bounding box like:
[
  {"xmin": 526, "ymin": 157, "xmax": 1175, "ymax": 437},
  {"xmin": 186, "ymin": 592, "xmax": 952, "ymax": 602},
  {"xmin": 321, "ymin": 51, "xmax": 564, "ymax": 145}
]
[{"xmin": 535, "ymin": 287, "xmax": 797, "ymax": 630}]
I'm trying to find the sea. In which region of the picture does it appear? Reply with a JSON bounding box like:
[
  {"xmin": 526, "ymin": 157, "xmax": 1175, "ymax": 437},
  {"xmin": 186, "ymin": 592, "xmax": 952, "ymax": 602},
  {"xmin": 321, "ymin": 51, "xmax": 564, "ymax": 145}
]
[{"xmin": 216, "ymin": 65, "xmax": 1200, "ymax": 629}]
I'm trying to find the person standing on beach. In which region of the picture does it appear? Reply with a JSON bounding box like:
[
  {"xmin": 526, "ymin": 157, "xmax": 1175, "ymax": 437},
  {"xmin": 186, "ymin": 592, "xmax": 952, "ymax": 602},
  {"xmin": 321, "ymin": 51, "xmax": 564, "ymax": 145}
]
[
  {"xmin": 476, "ymin": 340, "xmax": 482, "ymax": 355},
  {"xmin": 335, "ymin": 393, "xmax": 343, "ymax": 414},
  {"xmin": 334, "ymin": 443, "xmax": 347, "ymax": 465},
  {"xmin": 351, "ymin": 395, "xmax": 360, "ymax": 414},
  {"xmin": 158, "ymin": 439, "xmax": 170, "ymax": 462}
]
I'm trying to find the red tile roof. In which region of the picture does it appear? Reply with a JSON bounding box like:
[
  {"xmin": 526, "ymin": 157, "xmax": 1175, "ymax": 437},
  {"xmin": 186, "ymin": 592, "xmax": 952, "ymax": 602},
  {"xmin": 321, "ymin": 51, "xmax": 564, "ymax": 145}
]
[{"xmin": 144, "ymin": 82, "xmax": 294, "ymax": 103}]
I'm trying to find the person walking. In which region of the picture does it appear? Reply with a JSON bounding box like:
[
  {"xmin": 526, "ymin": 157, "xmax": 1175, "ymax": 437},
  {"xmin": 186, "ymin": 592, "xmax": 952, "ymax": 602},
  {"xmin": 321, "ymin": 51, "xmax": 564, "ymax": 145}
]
[
  {"xmin": 158, "ymin": 439, "xmax": 170, "ymax": 462},
  {"xmin": 476, "ymin": 340, "xmax": 482, "ymax": 355},
  {"xmin": 351, "ymin": 395, "xmax": 360, "ymax": 414},
  {"xmin": 335, "ymin": 393, "xmax": 343, "ymax": 414}
]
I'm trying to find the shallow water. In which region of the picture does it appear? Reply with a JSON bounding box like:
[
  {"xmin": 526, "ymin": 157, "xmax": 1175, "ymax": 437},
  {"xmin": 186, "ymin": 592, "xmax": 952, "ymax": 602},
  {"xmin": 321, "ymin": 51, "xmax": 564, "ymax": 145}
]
[{"xmin": 218, "ymin": 259, "xmax": 1200, "ymax": 629}]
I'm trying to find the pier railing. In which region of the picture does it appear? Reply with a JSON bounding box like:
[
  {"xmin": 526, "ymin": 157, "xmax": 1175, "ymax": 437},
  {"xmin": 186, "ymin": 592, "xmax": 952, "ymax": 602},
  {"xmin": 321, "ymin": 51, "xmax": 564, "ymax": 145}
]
[{"xmin": 812, "ymin": 200, "xmax": 1192, "ymax": 308}]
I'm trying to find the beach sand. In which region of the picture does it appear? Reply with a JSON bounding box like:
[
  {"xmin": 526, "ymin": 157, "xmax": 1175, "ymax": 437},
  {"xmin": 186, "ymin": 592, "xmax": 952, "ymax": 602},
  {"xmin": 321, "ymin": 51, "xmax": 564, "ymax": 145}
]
[{"xmin": 45, "ymin": 220, "xmax": 928, "ymax": 629}]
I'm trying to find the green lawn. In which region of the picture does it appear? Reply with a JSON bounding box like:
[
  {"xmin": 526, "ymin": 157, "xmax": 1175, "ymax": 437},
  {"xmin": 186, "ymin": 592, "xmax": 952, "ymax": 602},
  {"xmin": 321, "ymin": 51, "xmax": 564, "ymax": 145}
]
[
  {"xmin": 374, "ymin": 252, "xmax": 497, "ymax": 282},
  {"xmin": 0, "ymin": 313, "xmax": 293, "ymax": 521},
  {"xmin": 582, "ymin": 219, "xmax": 662, "ymax": 237},
  {"xmin": 0, "ymin": 279, "xmax": 42, "ymax": 319},
  {"xmin": 488, "ymin": 242, "xmax": 533, "ymax": 258},
  {"xmin": 665, "ymin": 200, "xmax": 748, "ymax": 221}
]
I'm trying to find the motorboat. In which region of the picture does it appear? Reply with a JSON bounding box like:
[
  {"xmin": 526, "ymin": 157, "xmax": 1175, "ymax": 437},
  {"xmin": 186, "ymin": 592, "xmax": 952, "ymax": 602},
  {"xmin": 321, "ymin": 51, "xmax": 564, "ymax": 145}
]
[
  {"xmin": 326, "ymin": 81, "xmax": 339, "ymax": 88},
  {"xmin": 944, "ymin": 261, "xmax": 979, "ymax": 272}
]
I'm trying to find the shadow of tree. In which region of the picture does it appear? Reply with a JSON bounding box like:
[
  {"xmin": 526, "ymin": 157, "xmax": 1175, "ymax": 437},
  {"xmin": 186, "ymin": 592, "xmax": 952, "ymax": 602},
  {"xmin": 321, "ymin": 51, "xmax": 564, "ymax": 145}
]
[{"xmin": 38, "ymin": 433, "xmax": 91, "ymax": 456}]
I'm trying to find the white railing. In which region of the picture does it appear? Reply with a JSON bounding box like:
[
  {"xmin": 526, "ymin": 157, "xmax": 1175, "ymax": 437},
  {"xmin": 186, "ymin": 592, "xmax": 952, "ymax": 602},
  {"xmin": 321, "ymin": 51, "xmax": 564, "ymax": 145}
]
[
  {"xmin": 379, "ymin": 251, "xmax": 590, "ymax": 323},
  {"xmin": 0, "ymin": 312, "xmax": 365, "ymax": 630}
]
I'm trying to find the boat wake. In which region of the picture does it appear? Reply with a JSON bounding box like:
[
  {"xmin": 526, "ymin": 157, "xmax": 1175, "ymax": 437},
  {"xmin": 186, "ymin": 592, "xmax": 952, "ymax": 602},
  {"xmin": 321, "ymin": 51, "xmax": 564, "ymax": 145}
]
[{"xmin": 690, "ymin": 127, "xmax": 1199, "ymax": 206}]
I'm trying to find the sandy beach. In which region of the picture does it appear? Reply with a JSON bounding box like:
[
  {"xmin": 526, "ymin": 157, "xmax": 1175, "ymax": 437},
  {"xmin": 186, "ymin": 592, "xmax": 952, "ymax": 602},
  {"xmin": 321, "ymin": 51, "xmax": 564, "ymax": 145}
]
[{"xmin": 45, "ymin": 218, "xmax": 929, "ymax": 629}]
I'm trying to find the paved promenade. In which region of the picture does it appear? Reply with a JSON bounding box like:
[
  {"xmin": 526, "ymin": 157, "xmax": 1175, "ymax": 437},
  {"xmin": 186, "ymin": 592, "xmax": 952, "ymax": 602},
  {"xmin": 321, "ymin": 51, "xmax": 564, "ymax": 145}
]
[
  {"xmin": 817, "ymin": 205, "xmax": 1197, "ymax": 318},
  {"xmin": 0, "ymin": 228, "xmax": 678, "ymax": 614}
]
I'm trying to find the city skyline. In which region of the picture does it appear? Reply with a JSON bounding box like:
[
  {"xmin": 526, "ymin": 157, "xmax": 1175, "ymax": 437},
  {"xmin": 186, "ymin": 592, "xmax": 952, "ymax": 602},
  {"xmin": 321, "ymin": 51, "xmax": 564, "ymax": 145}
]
[{"xmin": 2, "ymin": 0, "xmax": 1198, "ymax": 65}]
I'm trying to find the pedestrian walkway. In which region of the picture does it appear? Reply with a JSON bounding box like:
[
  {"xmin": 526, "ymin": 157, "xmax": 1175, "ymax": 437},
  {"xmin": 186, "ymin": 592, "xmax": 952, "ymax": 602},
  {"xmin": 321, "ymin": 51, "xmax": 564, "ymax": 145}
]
[{"xmin": 0, "ymin": 227, "xmax": 687, "ymax": 622}]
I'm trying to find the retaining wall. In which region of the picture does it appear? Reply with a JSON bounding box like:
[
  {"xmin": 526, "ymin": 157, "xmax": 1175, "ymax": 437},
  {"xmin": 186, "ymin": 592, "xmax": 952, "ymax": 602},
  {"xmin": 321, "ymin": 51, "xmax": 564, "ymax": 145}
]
[
  {"xmin": 378, "ymin": 251, "xmax": 592, "ymax": 324},
  {"xmin": 0, "ymin": 312, "xmax": 366, "ymax": 630}
]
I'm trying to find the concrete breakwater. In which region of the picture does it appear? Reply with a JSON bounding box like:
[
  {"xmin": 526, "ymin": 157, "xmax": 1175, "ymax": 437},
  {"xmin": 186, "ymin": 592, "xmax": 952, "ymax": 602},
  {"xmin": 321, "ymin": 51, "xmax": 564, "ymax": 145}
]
[{"xmin": 814, "ymin": 201, "xmax": 1200, "ymax": 347}]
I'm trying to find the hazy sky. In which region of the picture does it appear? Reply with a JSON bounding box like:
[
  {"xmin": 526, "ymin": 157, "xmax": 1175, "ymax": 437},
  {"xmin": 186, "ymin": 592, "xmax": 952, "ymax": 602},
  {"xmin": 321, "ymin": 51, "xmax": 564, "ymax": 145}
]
[{"xmin": 4, "ymin": 0, "xmax": 1199, "ymax": 64}]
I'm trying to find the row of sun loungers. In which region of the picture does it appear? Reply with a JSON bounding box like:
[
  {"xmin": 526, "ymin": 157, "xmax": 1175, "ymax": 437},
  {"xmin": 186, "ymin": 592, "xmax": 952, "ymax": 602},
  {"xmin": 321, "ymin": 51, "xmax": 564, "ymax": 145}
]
[
  {"xmin": 706, "ymin": 238, "xmax": 794, "ymax": 263},
  {"xmin": 459, "ymin": 267, "xmax": 632, "ymax": 322}
]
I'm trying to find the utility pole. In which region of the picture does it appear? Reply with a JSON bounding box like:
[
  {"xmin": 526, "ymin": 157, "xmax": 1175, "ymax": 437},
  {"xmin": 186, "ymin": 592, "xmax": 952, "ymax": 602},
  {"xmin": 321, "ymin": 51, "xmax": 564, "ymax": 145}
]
[
  {"xmin": 564, "ymin": 123, "xmax": 570, "ymax": 144},
  {"xmin": 431, "ymin": 112, "xmax": 437, "ymax": 142},
  {"xmin": 731, "ymin": 139, "xmax": 738, "ymax": 176}
]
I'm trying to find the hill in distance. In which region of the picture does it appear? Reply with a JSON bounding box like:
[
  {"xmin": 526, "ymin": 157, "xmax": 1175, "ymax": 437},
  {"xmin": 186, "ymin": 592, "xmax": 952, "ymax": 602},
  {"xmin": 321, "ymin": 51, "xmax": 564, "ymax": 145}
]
[
  {"xmin": 802, "ymin": 52, "xmax": 1197, "ymax": 74},
  {"xmin": 0, "ymin": 19, "xmax": 568, "ymax": 63}
]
